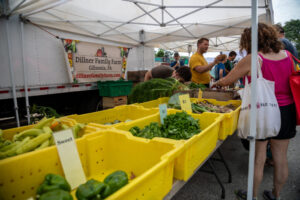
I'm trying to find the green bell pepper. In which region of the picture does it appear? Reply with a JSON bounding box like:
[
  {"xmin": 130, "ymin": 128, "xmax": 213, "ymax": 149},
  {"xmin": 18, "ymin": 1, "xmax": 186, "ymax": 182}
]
[
  {"xmin": 76, "ymin": 179, "xmax": 106, "ymax": 200},
  {"xmin": 37, "ymin": 174, "xmax": 71, "ymax": 195},
  {"xmin": 39, "ymin": 189, "xmax": 73, "ymax": 200},
  {"xmin": 101, "ymin": 171, "xmax": 128, "ymax": 198}
]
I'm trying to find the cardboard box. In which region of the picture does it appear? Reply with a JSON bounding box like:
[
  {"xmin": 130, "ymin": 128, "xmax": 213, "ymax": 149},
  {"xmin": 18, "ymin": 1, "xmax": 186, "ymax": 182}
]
[
  {"xmin": 127, "ymin": 70, "xmax": 148, "ymax": 82},
  {"xmin": 202, "ymin": 89, "xmax": 240, "ymax": 101},
  {"xmin": 103, "ymin": 96, "xmax": 127, "ymax": 108}
]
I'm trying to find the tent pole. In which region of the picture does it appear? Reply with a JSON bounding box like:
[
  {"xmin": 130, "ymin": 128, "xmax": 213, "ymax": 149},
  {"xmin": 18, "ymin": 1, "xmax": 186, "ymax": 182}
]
[
  {"xmin": 23, "ymin": 0, "xmax": 70, "ymax": 17},
  {"xmin": 247, "ymin": 0, "xmax": 258, "ymax": 199},
  {"xmin": 161, "ymin": 0, "xmax": 164, "ymax": 25},
  {"xmin": 266, "ymin": 0, "xmax": 274, "ymax": 24},
  {"xmin": 8, "ymin": 0, "xmax": 26, "ymax": 16},
  {"xmin": 134, "ymin": 3, "xmax": 161, "ymax": 25},
  {"xmin": 5, "ymin": 20, "xmax": 20, "ymax": 127},
  {"xmin": 98, "ymin": 7, "xmax": 159, "ymax": 36},
  {"xmin": 165, "ymin": 0, "xmax": 222, "ymax": 24},
  {"xmin": 20, "ymin": 20, "xmax": 31, "ymax": 124}
]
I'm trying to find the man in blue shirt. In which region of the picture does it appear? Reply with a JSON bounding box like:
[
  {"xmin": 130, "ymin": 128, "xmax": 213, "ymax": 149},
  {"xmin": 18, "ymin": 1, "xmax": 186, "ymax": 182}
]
[
  {"xmin": 274, "ymin": 24, "xmax": 298, "ymax": 58},
  {"xmin": 170, "ymin": 52, "xmax": 185, "ymax": 70}
]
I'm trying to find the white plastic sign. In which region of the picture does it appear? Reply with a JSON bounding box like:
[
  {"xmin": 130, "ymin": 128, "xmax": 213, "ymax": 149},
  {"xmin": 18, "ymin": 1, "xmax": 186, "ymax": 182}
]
[
  {"xmin": 53, "ymin": 129, "xmax": 86, "ymax": 189},
  {"xmin": 159, "ymin": 104, "xmax": 168, "ymax": 124}
]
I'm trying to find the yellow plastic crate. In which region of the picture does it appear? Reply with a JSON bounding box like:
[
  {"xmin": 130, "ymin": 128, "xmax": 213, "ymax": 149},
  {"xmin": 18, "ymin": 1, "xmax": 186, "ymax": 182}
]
[
  {"xmin": 196, "ymin": 99, "xmax": 241, "ymax": 140},
  {"xmin": 137, "ymin": 97, "xmax": 170, "ymax": 108},
  {"xmin": 115, "ymin": 110, "xmax": 223, "ymax": 181},
  {"xmin": 0, "ymin": 130, "xmax": 182, "ymax": 200},
  {"xmin": 1, "ymin": 118, "xmax": 101, "ymax": 161},
  {"xmin": 65, "ymin": 105, "xmax": 159, "ymax": 129},
  {"xmin": 138, "ymin": 97, "xmax": 241, "ymax": 140},
  {"xmin": 1, "ymin": 117, "xmax": 76, "ymax": 141}
]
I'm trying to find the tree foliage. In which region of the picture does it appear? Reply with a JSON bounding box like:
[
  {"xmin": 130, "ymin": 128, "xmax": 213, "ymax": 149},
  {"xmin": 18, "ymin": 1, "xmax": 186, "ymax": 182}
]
[
  {"xmin": 155, "ymin": 48, "xmax": 165, "ymax": 57},
  {"xmin": 284, "ymin": 19, "xmax": 300, "ymax": 54}
]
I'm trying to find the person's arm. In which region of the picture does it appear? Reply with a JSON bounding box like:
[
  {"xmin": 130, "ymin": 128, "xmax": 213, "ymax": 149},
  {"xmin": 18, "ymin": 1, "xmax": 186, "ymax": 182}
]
[
  {"xmin": 174, "ymin": 61, "xmax": 180, "ymax": 68},
  {"xmin": 219, "ymin": 69, "xmax": 224, "ymax": 79},
  {"xmin": 214, "ymin": 54, "xmax": 251, "ymax": 87},
  {"xmin": 194, "ymin": 59, "xmax": 217, "ymax": 73},
  {"xmin": 144, "ymin": 70, "xmax": 152, "ymax": 81},
  {"xmin": 224, "ymin": 61, "xmax": 230, "ymax": 74}
]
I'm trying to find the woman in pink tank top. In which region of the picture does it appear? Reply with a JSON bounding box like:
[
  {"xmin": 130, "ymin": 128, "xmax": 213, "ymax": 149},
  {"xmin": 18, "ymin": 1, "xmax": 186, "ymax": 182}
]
[{"xmin": 214, "ymin": 23, "xmax": 296, "ymax": 200}]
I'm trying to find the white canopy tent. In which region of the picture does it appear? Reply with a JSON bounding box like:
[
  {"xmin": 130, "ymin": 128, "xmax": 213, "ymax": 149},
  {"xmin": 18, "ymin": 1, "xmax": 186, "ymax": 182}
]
[{"xmin": 4, "ymin": 0, "xmax": 273, "ymax": 52}]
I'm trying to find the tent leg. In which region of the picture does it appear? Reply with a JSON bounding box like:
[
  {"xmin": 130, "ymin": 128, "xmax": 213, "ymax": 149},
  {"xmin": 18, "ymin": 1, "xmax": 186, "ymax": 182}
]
[
  {"xmin": 211, "ymin": 149, "xmax": 232, "ymax": 183},
  {"xmin": 20, "ymin": 20, "xmax": 31, "ymax": 124},
  {"xmin": 208, "ymin": 159, "xmax": 226, "ymax": 199},
  {"xmin": 6, "ymin": 20, "xmax": 20, "ymax": 127},
  {"xmin": 247, "ymin": 0, "xmax": 258, "ymax": 199},
  {"xmin": 200, "ymin": 159, "xmax": 226, "ymax": 199}
]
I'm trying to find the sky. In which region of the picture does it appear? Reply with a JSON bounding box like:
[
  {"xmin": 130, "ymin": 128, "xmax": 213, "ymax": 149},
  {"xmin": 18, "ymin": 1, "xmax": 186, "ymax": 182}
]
[{"xmin": 273, "ymin": 0, "xmax": 300, "ymax": 25}]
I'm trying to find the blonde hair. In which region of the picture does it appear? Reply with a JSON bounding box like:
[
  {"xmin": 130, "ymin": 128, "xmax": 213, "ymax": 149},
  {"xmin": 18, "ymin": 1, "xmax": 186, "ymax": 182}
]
[{"xmin": 216, "ymin": 54, "xmax": 227, "ymax": 62}]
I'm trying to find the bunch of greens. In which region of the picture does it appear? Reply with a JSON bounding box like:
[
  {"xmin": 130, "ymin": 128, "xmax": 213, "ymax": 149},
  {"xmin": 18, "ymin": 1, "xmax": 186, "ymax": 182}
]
[
  {"xmin": 129, "ymin": 112, "xmax": 201, "ymax": 140},
  {"xmin": 188, "ymin": 82, "xmax": 208, "ymax": 90},
  {"xmin": 128, "ymin": 78, "xmax": 189, "ymax": 104},
  {"xmin": 30, "ymin": 104, "xmax": 61, "ymax": 124}
]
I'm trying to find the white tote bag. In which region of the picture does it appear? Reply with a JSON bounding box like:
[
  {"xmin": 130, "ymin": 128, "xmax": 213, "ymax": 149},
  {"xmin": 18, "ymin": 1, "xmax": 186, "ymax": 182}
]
[{"xmin": 237, "ymin": 61, "xmax": 281, "ymax": 139}]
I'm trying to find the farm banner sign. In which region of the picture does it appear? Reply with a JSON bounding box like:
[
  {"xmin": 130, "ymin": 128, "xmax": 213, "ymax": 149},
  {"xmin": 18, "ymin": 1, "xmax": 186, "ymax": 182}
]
[{"xmin": 63, "ymin": 39, "xmax": 129, "ymax": 83}]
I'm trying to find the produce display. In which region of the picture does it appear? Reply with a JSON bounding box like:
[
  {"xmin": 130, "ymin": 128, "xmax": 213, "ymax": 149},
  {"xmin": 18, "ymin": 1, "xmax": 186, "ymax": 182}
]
[
  {"xmin": 34, "ymin": 171, "xmax": 129, "ymax": 200},
  {"xmin": 104, "ymin": 119, "xmax": 132, "ymax": 125},
  {"xmin": 128, "ymin": 78, "xmax": 189, "ymax": 103},
  {"xmin": 0, "ymin": 117, "xmax": 85, "ymax": 159},
  {"xmin": 37, "ymin": 174, "xmax": 73, "ymax": 200},
  {"xmin": 129, "ymin": 112, "xmax": 201, "ymax": 140},
  {"xmin": 187, "ymin": 82, "xmax": 208, "ymax": 90},
  {"xmin": 168, "ymin": 93, "xmax": 236, "ymax": 114},
  {"xmin": 76, "ymin": 171, "xmax": 129, "ymax": 199}
]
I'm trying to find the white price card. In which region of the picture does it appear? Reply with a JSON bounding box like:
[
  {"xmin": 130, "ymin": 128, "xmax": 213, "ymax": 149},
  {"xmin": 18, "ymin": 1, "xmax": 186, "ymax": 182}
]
[
  {"xmin": 159, "ymin": 104, "xmax": 168, "ymax": 124},
  {"xmin": 53, "ymin": 129, "xmax": 86, "ymax": 189}
]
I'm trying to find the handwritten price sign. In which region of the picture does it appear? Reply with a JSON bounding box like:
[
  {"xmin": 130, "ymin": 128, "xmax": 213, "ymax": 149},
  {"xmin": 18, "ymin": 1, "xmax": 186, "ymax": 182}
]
[{"xmin": 179, "ymin": 94, "xmax": 192, "ymax": 113}]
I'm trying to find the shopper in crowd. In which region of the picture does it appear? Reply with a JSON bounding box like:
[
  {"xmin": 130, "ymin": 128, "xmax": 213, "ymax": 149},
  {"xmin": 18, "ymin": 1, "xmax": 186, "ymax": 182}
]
[
  {"xmin": 274, "ymin": 24, "xmax": 298, "ymax": 58},
  {"xmin": 144, "ymin": 65, "xmax": 191, "ymax": 83},
  {"xmin": 189, "ymin": 38, "xmax": 220, "ymax": 87},
  {"xmin": 224, "ymin": 51, "xmax": 237, "ymax": 73},
  {"xmin": 170, "ymin": 52, "xmax": 185, "ymax": 70},
  {"xmin": 213, "ymin": 23, "xmax": 296, "ymax": 200},
  {"xmin": 214, "ymin": 54, "xmax": 227, "ymax": 81}
]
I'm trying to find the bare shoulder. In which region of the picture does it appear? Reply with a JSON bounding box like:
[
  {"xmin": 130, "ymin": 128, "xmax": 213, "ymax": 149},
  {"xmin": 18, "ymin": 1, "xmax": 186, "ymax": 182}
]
[{"xmin": 259, "ymin": 50, "xmax": 287, "ymax": 60}]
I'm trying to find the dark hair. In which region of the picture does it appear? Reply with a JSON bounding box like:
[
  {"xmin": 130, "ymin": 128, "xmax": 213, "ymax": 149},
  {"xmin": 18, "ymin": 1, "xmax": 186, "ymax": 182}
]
[
  {"xmin": 240, "ymin": 23, "xmax": 283, "ymax": 54},
  {"xmin": 174, "ymin": 52, "xmax": 179, "ymax": 57},
  {"xmin": 197, "ymin": 38, "xmax": 209, "ymax": 46},
  {"xmin": 229, "ymin": 51, "xmax": 237, "ymax": 57},
  {"xmin": 273, "ymin": 24, "xmax": 284, "ymax": 33},
  {"xmin": 176, "ymin": 66, "xmax": 191, "ymax": 82}
]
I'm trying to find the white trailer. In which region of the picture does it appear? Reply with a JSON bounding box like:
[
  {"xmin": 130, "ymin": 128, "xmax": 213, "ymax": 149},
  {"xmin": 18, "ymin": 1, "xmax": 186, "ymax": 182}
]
[{"xmin": 0, "ymin": 15, "xmax": 155, "ymax": 128}]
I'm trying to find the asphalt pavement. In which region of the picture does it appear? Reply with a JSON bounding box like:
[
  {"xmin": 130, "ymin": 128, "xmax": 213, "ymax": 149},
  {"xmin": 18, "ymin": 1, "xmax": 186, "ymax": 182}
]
[{"xmin": 172, "ymin": 127, "xmax": 300, "ymax": 200}]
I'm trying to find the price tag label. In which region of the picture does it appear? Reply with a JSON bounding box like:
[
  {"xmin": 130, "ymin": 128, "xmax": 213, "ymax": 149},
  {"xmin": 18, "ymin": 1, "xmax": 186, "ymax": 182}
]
[
  {"xmin": 159, "ymin": 104, "xmax": 168, "ymax": 124},
  {"xmin": 179, "ymin": 94, "xmax": 192, "ymax": 113},
  {"xmin": 53, "ymin": 129, "xmax": 86, "ymax": 189}
]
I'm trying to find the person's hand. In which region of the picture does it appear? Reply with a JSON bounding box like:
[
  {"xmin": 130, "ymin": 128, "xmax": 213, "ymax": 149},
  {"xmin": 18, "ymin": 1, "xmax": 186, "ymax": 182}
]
[
  {"xmin": 211, "ymin": 80, "xmax": 222, "ymax": 89},
  {"xmin": 213, "ymin": 57, "xmax": 218, "ymax": 65}
]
